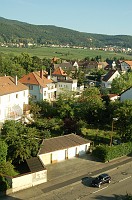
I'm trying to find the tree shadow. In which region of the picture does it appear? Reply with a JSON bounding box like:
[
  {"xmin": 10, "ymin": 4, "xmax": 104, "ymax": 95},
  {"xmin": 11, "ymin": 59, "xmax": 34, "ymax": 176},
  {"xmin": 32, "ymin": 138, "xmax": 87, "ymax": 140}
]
[
  {"xmin": 91, "ymin": 194, "xmax": 132, "ymax": 200},
  {"xmin": 0, "ymin": 193, "xmax": 21, "ymax": 200}
]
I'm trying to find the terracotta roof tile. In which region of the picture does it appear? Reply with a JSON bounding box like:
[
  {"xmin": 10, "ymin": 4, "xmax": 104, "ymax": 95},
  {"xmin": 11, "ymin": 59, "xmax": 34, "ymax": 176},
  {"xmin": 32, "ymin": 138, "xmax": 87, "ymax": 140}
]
[
  {"xmin": 0, "ymin": 76, "xmax": 28, "ymax": 96},
  {"xmin": 52, "ymin": 67, "xmax": 67, "ymax": 76},
  {"xmin": 38, "ymin": 133, "xmax": 91, "ymax": 155},
  {"xmin": 19, "ymin": 71, "xmax": 53, "ymax": 88}
]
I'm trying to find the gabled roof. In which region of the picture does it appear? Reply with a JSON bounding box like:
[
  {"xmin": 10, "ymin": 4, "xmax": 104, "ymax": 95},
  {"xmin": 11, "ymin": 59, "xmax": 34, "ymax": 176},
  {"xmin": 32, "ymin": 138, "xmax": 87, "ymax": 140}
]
[
  {"xmin": 0, "ymin": 76, "xmax": 28, "ymax": 96},
  {"xmin": 52, "ymin": 67, "xmax": 67, "ymax": 76},
  {"xmin": 38, "ymin": 133, "xmax": 91, "ymax": 155},
  {"xmin": 102, "ymin": 70, "xmax": 117, "ymax": 82},
  {"xmin": 123, "ymin": 60, "xmax": 132, "ymax": 67},
  {"xmin": 26, "ymin": 157, "xmax": 45, "ymax": 172},
  {"xmin": 19, "ymin": 71, "xmax": 53, "ymax": 88}
]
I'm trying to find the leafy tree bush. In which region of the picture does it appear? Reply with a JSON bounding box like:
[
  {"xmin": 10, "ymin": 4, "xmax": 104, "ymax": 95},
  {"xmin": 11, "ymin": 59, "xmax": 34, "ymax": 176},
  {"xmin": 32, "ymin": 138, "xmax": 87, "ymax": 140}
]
[
  {"xmin": 92, "ymin": 142, "xmax": 132, "ymax": 162},
  {"xmin": 0, "ymin": 139, "xmax": 8, "ymax": 162}
]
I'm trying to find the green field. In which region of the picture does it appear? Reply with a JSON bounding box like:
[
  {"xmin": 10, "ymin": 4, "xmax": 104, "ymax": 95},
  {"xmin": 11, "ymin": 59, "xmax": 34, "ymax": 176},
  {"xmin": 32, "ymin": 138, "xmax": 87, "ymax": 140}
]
[{"xmin": 0, "ymin": 46, "xmax": 132, "ymax": 61}]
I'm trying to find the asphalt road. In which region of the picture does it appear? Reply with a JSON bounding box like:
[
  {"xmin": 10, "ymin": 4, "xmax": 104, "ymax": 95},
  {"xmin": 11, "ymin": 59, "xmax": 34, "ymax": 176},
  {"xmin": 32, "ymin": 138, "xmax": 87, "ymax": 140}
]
[{"xmin": 4, "ymin": 159, "xmax": 132, "ymax": 200}]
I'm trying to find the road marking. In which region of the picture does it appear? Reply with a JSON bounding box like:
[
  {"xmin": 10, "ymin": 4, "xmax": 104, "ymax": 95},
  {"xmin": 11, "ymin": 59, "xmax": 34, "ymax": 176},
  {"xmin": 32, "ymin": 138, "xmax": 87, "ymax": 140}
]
[
  {"xmin": 119, "ymin": 176, "xmax": 131, "ymax": 183},
  {"xmin": 92, "ymin": 186, "xmax": 108, "ymax": 194}
]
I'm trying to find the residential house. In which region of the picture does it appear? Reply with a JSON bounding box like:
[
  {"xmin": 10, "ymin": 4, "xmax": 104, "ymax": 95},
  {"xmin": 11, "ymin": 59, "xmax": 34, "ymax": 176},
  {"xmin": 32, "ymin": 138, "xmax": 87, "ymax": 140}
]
[
  {"xmin": 78, "ymin": 61, "xmax": 103, "ymax": 71},
  {"xmin": 38, "ymin": 133, "xmax": 91, "ymax": 165},
  {"xmin": 51, "ymin": 67, "xmax": 77, "ymax": 96},
  {"xmin": 0, "ymin": 76, "xmax": 29, "ymax": 123},
  {"xmin": 101, "ymin": 70, "xmax": 120, "ymax": 88},
  {"xmin": 53, "ymin": 61, "xmax": 77, "ymax": 75},
  {"xmin": 120, "ymin": 60, "xmax": 132, "ymax": 73},
  {"xmin": 119, "ymin": 87, "xmax": 132, "ymax": 102},
  {"xmin": 19, "ymin": 70, "xmax": 57, "ymax": 102}
]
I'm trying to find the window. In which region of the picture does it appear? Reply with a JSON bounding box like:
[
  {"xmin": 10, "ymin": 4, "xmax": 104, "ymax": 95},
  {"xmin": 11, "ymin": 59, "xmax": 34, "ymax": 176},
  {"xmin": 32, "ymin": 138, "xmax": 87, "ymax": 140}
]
[
  {"xmin": 44, "ymin": 91, "xmax": 46, "ymax": 96},
  {"xmin": 16, "ymin": 94, "xmax": 18, "ymax": 98},
  {"xmin": 29, "ymin": 85, "xmax": 33, "ymax": 90}
]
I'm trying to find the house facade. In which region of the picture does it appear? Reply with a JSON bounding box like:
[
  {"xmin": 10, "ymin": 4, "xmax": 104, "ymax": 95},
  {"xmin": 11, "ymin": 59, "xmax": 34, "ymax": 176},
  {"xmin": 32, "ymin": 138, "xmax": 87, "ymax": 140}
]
[
  {"xmin": 51, "ymin": 67, "xmax": 77, "ymax": 96},
  {"xmin": 38, "ymin": 133, "xmax": 91, "ymax": 165},
  {"xmin": 101, "ymin": 70, "xmax": 120, "ymax": 88},
  {"xmin": 0, "ymin": 76, "xmax": 29, "ymax": 123},
  {"xmin": 19, "ymin": 70, "xmax": 57, "ymax": 102},
  {"xmin": 120, "ymin": 87, "xmax": 132, "ymax": 102}
]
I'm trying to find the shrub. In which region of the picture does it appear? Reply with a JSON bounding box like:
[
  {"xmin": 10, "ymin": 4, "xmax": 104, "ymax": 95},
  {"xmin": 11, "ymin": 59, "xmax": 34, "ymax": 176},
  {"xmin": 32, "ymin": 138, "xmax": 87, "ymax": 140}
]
[{"xmin": 92, "ymin": 142, "xmax": 132, "ymax": 162}]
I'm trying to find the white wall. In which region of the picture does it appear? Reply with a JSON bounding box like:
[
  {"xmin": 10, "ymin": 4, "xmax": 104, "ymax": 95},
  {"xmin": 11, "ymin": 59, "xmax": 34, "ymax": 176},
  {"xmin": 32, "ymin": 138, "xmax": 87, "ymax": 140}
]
[
  {"xmin": 0, "ymin": 89, "xmax": 29, "ymax": 122},
  {"xmin": 5, "ymin": 170, "xmax": 47, "ymax": 193}
]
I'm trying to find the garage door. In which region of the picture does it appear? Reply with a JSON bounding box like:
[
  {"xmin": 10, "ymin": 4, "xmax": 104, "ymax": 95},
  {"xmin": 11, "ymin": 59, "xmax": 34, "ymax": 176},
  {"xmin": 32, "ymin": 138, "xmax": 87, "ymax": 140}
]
[
  {"xmin": 39, "ymin": 153, "xmax": 51, "ymax": 165},
  {"xmin": 79, "ymin": 145, "xmax": 86, "ymax": 156},
  {"xmin": 68, "ymin": 147, "xmax": 76, "ymax": 159},
  {"xmin": 52, "ymin": 151, "xmax": 58, "ymax": 163},
  {"xmin": 57, "ymin": 150, "xmax": 66, "ymax": 161}
]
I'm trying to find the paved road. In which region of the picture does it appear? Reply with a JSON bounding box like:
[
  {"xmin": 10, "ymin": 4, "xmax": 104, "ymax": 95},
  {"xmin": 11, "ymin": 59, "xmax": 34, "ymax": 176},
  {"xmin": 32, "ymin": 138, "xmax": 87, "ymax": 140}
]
[{"xmin": 2, "ymin": 155, "xmax": 132, "ymax": 200}]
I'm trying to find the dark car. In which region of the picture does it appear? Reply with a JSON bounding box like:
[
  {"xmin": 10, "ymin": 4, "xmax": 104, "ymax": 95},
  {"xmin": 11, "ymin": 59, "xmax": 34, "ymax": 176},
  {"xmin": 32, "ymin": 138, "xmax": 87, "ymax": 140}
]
[{"xmin": 91, "ymin": 173, "xmax": 111, "ymax": 188}]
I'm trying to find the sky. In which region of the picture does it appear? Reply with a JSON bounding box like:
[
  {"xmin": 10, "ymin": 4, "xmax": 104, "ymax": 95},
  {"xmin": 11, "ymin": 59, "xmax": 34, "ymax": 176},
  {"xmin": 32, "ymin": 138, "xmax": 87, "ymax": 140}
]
[{"xmin": 1, "ymin": 0, "xmax": 132, "ymax": 36}]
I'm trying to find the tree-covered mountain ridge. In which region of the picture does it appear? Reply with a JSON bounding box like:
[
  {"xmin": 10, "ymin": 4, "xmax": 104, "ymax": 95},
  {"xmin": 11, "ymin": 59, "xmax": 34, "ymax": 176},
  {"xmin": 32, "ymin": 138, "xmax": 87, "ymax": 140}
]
[{"xmin": 0, "ymin": 16, "xmax": 132, "ymax": 48}]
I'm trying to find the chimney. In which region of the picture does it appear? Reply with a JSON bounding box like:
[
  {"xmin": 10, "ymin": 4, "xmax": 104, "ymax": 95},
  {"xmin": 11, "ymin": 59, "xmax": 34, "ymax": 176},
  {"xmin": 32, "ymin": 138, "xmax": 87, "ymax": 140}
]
[
  {"xmin": 15, "ymin": 75, "xmax": 17, "ymax": 85},
  {"xmin": 40, "ymin": 69, "xmax": 43, "ymax": 79}
]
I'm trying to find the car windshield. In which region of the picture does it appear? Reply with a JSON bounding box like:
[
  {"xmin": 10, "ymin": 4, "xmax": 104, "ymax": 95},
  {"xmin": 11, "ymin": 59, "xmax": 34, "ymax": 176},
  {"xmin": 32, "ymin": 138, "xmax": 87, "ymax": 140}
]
[{"xmin": 98, "ymin": 175, "xmax": 104, "ymax": 180}]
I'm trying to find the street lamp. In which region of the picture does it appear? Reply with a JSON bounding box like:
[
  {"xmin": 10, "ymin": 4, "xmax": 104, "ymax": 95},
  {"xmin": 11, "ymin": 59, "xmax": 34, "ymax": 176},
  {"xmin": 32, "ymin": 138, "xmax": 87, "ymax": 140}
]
[{"xmin": 110, "ymin": 117, "xmax": 118, "ymax": 146}]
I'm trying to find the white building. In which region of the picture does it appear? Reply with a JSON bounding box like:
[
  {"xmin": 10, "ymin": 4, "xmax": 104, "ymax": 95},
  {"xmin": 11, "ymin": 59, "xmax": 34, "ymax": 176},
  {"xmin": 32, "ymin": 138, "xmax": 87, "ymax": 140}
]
[
  {"xmin": 19, "ymin": 70, "xmax": 57, "ymax": 102},
  {"xmin": 38, "ymin": 133, "xmax": 91, "ymax": 165},
  {"xmin": 0, "ymin": 76, "xmax": 29, "ymax": 123},
  {"xmin": 101, "ymin": 70, "xmax": 120, "ymax": 88},
  {"xmin": 51, "ymin": 67, "xmax": 77, "ymax": 96}
]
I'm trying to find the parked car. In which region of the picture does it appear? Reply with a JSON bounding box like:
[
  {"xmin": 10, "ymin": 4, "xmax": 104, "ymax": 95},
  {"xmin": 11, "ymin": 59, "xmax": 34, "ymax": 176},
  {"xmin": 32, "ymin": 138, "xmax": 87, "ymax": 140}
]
[{"xmin": 91, "ymin": 173, "xmax": 111, "ymax": 188}]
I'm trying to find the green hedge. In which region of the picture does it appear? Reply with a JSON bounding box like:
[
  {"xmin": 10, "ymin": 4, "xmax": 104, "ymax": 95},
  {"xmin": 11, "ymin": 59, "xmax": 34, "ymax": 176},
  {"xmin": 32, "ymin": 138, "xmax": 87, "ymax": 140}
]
[
  {"xmin": 0, "ymin": 175, "xmax": 9, "ymax": 191},
  {"xmin": 92, "ymin": 142, "xmax": 132, "ymax": 162}
]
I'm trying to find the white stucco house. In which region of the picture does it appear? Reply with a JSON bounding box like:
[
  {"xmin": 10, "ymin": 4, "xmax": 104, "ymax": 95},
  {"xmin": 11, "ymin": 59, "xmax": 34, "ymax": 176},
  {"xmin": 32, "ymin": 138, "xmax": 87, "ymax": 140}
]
[
  {"xmin": 120, "ymin": 87, "xmax": 132, "ymax": 102},
  {"xmin": 101, "ymin": 70, "xmax": 120, "ymax": 88},
  {"xmin": 19, "ymin": 70, "xmax": 57, "ymax": 102},
  {"xmin": 51, "ymin": 67, "xmax": 77, "ymax": 97},
  {"xmin": 38, "ymin": 133, "xmax": 91, "ymax": 165},
  {"xmin": 0, "ymin": 76, "xmax": 29, "ymax": 123}
]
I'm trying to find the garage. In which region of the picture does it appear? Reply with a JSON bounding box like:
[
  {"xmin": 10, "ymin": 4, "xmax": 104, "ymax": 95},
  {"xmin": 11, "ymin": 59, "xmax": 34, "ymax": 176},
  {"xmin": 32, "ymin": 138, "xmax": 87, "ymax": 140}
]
[
  {"xmin": 78, "ymin": 144, "xmax": 87, "ymax": 156},
  {"xmin": 38, "ymin": 133, "xmax": 91, "ymax": 166},
  {"xmin": 68, "ymin": 147, "xmax": 76, "ymax": 158},
  {"xmin": 39, "ymin": 153, "xmax": 51, "ymax": 165},
  {"xmin": 57, "ymin": 149, "xmax": 66, "ymax": 161}
]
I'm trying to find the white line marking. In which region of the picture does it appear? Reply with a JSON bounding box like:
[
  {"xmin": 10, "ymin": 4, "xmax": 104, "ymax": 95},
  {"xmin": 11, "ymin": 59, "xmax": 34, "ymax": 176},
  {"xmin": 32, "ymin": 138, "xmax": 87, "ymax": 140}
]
[
  {"xmin": 92, "ymin": 186, "xmax": 108, "ymax": 194},
  {"xmin": 119, "ymin": 176, "xmax": 131, "ymax": 183}
]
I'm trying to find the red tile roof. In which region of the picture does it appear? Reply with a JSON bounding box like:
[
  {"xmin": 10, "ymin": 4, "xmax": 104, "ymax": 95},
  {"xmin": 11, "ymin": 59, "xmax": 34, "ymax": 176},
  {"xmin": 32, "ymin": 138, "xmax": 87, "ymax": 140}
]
[
  {"xmin": 52, "ymin": 67, "xmax": 67, "ymax": 76},
  {"xmin": 38, "ymin": 133, "xmax": 91, "ymax": 155},
  {"xmin": 0, "ymin": 76, "xmax": 28, "ymax": 96},
  {"xmin": 19, "ymin": 71, "xmax": 53, "ymax": 88}
]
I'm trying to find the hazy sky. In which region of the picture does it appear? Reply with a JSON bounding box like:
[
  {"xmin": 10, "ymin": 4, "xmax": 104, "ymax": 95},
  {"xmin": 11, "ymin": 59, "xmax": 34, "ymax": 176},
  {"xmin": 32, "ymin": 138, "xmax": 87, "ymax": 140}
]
[{"xmin": 1, "ymin": 0, "xmax": 132, "ymax": 36}]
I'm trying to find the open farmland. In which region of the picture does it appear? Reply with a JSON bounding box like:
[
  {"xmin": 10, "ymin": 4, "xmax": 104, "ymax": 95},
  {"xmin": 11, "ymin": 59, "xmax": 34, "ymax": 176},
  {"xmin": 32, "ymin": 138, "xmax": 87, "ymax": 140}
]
[{"xmin": 0, "ymin": 46, "xmax": 132, "ymax": 60}]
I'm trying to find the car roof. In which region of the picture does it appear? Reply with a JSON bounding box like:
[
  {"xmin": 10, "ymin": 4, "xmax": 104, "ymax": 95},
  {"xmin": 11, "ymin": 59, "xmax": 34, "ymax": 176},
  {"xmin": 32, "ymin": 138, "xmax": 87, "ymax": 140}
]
[{"xmin": 99, "ymin": 173, "xmax": 109, "ymax": 178}]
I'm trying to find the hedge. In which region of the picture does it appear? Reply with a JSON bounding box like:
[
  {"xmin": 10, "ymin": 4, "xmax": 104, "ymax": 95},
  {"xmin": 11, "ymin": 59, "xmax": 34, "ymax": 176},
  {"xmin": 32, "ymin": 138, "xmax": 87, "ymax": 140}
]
[{"xmin": 92, "ymin": 142, "xmax": 132, "ymax": 162}]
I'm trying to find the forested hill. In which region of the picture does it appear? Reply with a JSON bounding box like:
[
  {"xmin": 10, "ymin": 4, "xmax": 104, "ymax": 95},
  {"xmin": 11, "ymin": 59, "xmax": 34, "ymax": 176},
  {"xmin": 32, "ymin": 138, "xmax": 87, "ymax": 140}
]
[{"xmin": 0, "ymin": 16, "xmax": 132, "ymax": 48}]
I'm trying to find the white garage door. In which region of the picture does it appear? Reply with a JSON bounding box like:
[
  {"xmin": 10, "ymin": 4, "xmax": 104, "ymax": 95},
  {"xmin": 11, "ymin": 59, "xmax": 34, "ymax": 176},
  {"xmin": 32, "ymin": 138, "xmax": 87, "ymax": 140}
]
[
  {"xmin": 39, "ymin": 153, "xmax": 51, "ymax": 165},
  {"xmin": 68, "ymin": 147, "xmax": 76, "ymax": 159},
  {"xmin": 57, "ymin": 150, "xmax": 66, "ymax": 161},
  {"xmin": 79, "ymin": 144, "xmax": 86, "ymax": 156}
]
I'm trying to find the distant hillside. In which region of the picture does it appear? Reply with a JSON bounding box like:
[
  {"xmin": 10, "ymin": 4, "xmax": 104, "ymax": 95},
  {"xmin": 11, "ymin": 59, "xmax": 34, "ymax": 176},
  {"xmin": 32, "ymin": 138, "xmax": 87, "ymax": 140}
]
[{"xmin": 0, "ymin": 17, "xmax": 132, "ymax": 48}]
